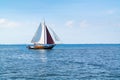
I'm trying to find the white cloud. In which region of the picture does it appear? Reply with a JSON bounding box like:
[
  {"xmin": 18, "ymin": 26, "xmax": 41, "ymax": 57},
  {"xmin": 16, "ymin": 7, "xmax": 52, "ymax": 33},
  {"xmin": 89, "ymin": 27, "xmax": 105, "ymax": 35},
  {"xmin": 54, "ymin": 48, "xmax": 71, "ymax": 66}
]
[
  {"xmin": 105, "ymin": 10, "xmax": 116, "ymax": 15},
  {"xmin": 0, "ymin": 18, "xmax": 6, "ymax": 24},
  {"xmin": 65, "ymin": 20, "xmax": 74, "ymax": 27},
  {"xmin": 65, "ymin": 20, "xmax": 89, "ymax": 28},
  {"xmin": 0, "ymin": 18, "xmax": 21, "ymax": 28},
  {"xmin": 113, "ymin": 23, "xmax": 120, "ymax": 27},
  {"xmin": 117, "ymin": 24, "xmax": 120, "ymax": 27},
  {"xmin": 79, "ymin": 20, "xmax": 88, "ymax": 28}
]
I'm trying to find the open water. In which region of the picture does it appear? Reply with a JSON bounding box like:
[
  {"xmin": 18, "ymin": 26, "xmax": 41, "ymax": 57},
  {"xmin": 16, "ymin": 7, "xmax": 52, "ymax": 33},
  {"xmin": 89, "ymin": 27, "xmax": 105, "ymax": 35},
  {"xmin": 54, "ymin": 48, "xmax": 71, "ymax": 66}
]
[{"xmin": 0, "ymin": 44, "xmax": 120, "ymax": 80}]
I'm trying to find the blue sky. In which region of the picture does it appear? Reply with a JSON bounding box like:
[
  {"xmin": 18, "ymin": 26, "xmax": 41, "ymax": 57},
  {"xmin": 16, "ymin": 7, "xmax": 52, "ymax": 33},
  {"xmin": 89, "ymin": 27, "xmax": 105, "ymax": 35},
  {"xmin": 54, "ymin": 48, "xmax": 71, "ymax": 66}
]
[{"xmin": 0, "ymin": 0, "xmax": 120, "ymax": 44}]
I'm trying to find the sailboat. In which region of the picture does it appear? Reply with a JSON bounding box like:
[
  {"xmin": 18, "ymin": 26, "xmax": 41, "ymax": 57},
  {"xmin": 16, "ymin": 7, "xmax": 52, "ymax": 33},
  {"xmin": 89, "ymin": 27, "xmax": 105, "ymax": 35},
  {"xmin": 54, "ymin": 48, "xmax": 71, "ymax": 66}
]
[{"xmin": 28, "ymin": 21, "xmax": 60, "ymax": 49}]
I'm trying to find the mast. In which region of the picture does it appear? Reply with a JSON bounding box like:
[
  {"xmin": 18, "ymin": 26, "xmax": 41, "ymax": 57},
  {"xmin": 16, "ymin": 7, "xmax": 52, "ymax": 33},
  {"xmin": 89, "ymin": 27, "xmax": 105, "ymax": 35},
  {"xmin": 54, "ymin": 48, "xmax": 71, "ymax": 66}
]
[{"xmin": 44, "ymin": 21, "xmax": 47, "ymax": 44}]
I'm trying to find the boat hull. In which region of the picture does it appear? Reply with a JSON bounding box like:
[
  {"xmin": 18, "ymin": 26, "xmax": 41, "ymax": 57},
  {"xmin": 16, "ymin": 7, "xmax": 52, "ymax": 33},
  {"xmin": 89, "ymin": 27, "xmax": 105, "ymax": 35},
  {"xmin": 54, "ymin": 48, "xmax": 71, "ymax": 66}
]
[{"xmin": 28, "ymin": 44, "xmax": 55, "ymax": 49}]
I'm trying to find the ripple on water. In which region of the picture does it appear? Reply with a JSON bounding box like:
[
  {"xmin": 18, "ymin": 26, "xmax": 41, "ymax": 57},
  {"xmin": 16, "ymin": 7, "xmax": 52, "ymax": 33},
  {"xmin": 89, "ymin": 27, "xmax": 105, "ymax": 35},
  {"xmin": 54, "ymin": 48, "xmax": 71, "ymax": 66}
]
[{"xmin": 0, "ymin": 44, "xmax": 120, "ymax": 80}]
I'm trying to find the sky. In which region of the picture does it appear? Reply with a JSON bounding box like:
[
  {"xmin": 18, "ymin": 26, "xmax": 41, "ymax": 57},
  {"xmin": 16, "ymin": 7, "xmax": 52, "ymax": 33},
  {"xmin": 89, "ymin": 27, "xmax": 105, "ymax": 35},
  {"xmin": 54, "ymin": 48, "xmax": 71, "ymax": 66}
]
[{"xmin": 0, "ymin": 0, "xmax": 120, "ymax": 44}]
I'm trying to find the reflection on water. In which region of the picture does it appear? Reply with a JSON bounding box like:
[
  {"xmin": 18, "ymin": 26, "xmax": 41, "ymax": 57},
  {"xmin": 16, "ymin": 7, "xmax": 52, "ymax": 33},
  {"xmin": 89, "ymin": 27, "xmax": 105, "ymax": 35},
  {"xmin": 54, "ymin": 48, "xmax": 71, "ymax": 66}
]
[{"xmin": 38, "ymin": 50, "xmax": 47, "ymax": 63}]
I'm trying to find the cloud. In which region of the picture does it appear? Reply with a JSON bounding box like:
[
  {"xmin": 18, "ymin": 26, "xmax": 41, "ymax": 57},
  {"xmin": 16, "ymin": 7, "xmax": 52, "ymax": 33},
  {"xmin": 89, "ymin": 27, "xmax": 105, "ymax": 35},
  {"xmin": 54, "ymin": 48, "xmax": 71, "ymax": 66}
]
[
  {"xmin": 0, "ymin": 18, "xmax": 21, "ymax": 28},
  {"xmin": 65, "ymin": 20, "xmax": 89, "ymax": 28},
  {"xmin": 65, "ymin": 20, "xmax": 74, "ymax": 27},
  {"xmin": 105, "ymin": 10, "xmax": 116, "ymax": 15},
  {"xmin": 113, "ymin": 23, "xmax": 120, "ymax": 27},
  {"xmin": 79, "ymin": 20, "xmax": 88, "ymax": 28}
]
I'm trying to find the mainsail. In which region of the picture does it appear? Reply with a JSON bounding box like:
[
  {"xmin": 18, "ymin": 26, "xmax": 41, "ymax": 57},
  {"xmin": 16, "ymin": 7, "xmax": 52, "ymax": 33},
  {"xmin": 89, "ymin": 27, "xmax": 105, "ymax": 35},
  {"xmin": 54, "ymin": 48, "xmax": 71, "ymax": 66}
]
[
  {"xmin": 38, "ymin": 23, "xmax": 47, "ymax": 44},
  {"xmin": 31, "ymin": 21, "xmax": 57, "ymax": 44}
]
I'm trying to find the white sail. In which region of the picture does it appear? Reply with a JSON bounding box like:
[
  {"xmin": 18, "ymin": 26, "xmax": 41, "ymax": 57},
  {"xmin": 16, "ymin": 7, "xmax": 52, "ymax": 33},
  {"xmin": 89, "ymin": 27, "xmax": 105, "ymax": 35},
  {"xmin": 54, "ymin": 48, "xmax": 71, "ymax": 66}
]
[
  {"xmin": 31, "ymin": 22, "xmax": 47, "ymax": 44},
  {"xmin": 31, "ymin": 23, "xmax": 42, "ymax": 43},
  {"xmin": 38, "ymin": 23, "xmax": 47, "ymax": 44},
  {"xmin": 31, "ymin": 21, "xmax": 59, "ymax": 45}
]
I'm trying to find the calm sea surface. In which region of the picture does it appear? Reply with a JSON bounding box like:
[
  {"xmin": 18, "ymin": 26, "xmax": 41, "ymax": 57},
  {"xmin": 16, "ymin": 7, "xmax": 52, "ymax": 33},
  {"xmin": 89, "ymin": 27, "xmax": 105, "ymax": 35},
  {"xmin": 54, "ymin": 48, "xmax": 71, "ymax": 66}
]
[{"xmin": 0, "ymin": 44, "xmax": 120, "ymax": 80}]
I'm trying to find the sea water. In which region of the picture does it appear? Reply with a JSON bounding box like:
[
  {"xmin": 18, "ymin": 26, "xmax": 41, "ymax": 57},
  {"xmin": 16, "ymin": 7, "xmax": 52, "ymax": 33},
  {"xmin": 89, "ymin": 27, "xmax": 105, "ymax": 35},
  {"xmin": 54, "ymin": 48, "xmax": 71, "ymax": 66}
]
[{"xmin": 0, "ymin": 44, "xmax": 120, "ymax": 80}]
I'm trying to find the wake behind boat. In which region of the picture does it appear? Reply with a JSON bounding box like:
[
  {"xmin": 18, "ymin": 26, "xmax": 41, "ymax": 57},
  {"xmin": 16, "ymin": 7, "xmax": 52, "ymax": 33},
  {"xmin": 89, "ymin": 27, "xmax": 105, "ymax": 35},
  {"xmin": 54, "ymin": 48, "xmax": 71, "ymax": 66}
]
[{"xmin": 28, "ymin": 21, "xmax": 60, "ymax": 49}]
